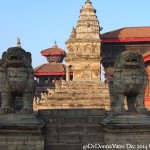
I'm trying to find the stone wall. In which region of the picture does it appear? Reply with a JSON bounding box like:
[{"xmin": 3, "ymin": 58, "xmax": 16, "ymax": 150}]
[
  {"xmin": 0, "ymin": 113, "xmax": 45, "ymax": 150},
  {"xmin": 38, "ymin": 108, "xmax": 106, "ymax": 150},
  {"xmin": 0, "ymin": 135, "xmax": 44, "ymax": 150}
]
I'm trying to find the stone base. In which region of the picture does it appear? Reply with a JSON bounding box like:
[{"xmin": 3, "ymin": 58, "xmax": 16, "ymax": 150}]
[
  {"xmin": 0, "ymin": 113, "xmax": 45, "ymax": 150},
  {"xmin": 34, "ymin": 81, "xmax": 110, "ymax": 110},
  {"xmin": 102, "ymin": 113, "xmax": 150, "ymax": 150}
]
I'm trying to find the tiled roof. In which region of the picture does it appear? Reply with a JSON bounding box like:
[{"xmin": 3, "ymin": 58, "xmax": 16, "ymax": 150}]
[
  {"xmin": 34, "ymin": 63, "xmax": 66, "ymax": 75},
  {"xmin": 41, "ymin": 46, "xmax": 66, "ymax": 56},
  {"xmin": 101, "ymin": 27, "xmax": 150, "ymax": 39}
]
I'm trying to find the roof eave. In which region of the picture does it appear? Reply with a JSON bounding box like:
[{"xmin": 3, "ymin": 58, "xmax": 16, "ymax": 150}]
[{"xmin": 102, "ymin": 37, "xmax": 150, "ymax": 43}]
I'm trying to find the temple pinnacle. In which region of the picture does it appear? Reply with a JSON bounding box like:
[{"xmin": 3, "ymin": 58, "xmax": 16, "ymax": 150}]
[
  {"xmin": 69, "ymin": 26, "xmax": 76, "ymax": 40},
  {"xmin": 53, "ymin": 41, "xmax": 58, "ymax": 47},
  {"xmin": 16, "ymin": 37, "xmax": 21, "ymax": 48},
  {"xmin": 85, "ymin": 0, "xmax": 92, "ymax": 4},
  {"xmin": 72, "ymin": 26, "xmax": 76, "ymax": 32}
]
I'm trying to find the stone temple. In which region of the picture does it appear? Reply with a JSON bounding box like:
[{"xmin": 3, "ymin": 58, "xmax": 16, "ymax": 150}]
[
  {"xmin": 34, "ymin": 0, "xmax": 110, "ymax": 110},
  {"xmin": 65, "ymin": 0, "xmax": 101, "ymax": 82}
]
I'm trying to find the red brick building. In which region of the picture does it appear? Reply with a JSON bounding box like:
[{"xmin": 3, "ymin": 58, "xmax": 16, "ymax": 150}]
[{"xmin": 101, "ymin": 26, "xmax": 150, "ymax": 107}]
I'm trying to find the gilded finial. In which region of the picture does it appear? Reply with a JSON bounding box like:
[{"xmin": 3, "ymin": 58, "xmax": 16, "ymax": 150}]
[
  {"xmin": 85, "ymin": 0, "xmax": 92, "ymax": 4},
  {"xmin": 17, "ymin": 37, "xmax": 21, "ymax": 48},
  {"xmin": 69, "ymin": 26, "xmax": 76, "ymax": 40},
  {"xmin": 53, "ymin": 41, "xmax": 57, "ymax": 47},
  {"xmin": 72, "ymin": 26, "xmax": 76, "ymax": 32}
]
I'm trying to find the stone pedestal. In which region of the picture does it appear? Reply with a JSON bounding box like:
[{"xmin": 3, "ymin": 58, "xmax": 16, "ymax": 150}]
[
  {"xmin": 102, "ymin": 113, "xmax": 150, "ymax": 150},
  {"xmin": 0, "ymin": 113, "xmax": 45, "ymax": 150}
]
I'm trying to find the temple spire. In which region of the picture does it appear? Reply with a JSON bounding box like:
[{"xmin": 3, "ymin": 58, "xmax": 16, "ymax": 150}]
[
  {"xmin": 74, "ymin": 0, "xmax": 99, "ymax": 40},
  {"xmin": 72, "ymin": 26, "xmax": 76, "ymax": 32},
  {"xmin": 16, "ymin": 37, "xmax": 21, "ymax": 48},
  {"xmin": 69, "ymin": 26, "xmax": 76, "ymax": 40},
  {"xmin": 85, "ymin": 0, "xmax": 92, "ymax": 4},
  {"xmin": 53, "ymin": 41, "xmax": 58, "ymax": 47}
]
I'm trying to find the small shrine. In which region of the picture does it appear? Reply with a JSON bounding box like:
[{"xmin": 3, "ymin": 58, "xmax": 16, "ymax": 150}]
[{"xmin": 34, "ymin": 41, "xmax": 73, "ymax": 85}]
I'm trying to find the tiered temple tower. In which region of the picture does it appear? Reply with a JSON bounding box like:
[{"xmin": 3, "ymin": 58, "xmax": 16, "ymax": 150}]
[
  {"xmin": 65, "ymin": 0, "xmax": 101, "ymax": 82},
  {"xmin": 34, "ymin": 42, "xmax": 68, "ymax": 84}
]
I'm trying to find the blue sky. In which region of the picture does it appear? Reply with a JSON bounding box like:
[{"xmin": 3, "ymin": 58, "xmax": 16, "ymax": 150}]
[{"xmin": 0, "ymin": 0, "xmax": 150, "ymax": 68}]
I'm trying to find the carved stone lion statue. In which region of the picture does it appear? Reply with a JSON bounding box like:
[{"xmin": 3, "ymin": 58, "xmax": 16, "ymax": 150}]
[
  {"xmin": 109, "ymin": 50, "xmax": 148, "ymax": 114},
  {"xmin": 0, "ymin": 47, "xmax": 34, "ymax": 114}
]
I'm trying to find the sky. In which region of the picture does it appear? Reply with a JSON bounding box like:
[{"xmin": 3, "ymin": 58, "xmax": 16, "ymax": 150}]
[{"xmin": 0, "ymin": 0, "xmax": 150, "ymax": 69}]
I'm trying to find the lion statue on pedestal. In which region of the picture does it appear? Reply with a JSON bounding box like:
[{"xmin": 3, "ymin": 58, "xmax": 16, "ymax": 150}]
[
  {"xmin": 0, "ymin": 47, "xmax": 34, "ymax": 114},
  {"xmin": 109, "ymin": 50, "xmax": 148, "ymax": 114}
]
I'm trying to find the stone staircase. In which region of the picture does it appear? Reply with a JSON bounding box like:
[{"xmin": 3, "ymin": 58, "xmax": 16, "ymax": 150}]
[
  {"xmin": 35, "ymin": 81, "xmax": 110, "ymax": 110},
  {"xmin": 38, "ymin": 109, "xmax": 105, "ymax": 150}
]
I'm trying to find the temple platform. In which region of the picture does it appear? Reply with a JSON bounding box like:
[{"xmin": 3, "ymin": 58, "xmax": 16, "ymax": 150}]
[
  {"xmin": 34, "ymin": 81, "xmax": 110, "ymax": 110},
  {"xmin": 0, "ymin": 113, "xmax": 45, "ymax": 150},
  {"xmin": 102, "ymin": 113, "xmax": 150, "ymax": 150}
]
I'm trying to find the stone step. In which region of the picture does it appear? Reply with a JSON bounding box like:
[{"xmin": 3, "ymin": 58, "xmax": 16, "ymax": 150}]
[
  {"xmin": 65, "ymin": 82, "xmax": 106, "ymax": 86},
  {"xmin": 47, "ymin": 98, "xmax": 108, "ymax": 101},
  {"xmin": 36, "ymin": 100, "xmax": 110, "ymax": 110},
  {"xmin": 63, "ymin": 116, "xmax": 104, "ymax": 124},
  {"xmin": 47, "ymin": 95, "xmax": 105, "ymax": 98},
  {"xmin": 47, "ymin": 95, "xmax": 109, "ymax": 100},
  {"xmin": 64, "ymin": 87, "xmax": 107, "ymax": 90},
  {"xmin": 46, "ymin": 99, "xmax": 109, "ymax": 103},
  {"xmin": 42, "ymin": 116, "xmax": 105, "ymax": 124},
  {"xmin": 56, "ymin": 91, "xmax": 105, "ymax": 95},
  {"xmin": 53, "ymin": 89, "xmax": 108, "ymax": 92},
  {"xmin": 45, "ymin": 124, "xmax": 104, "ymax": 144},
  {"xmin": 45, "ymin": 133, "xmax": 103, "ymax": 143},
  {"xmin": 38, "ymin": 109, "xmax": 105, "ymax": 150},
  {"xmin": 45, "ymin": 142, "xmax": 104, "ymax": 150},
  {"xmin": 45, "ymin": 143, "xmax": 85, "ymax": 150},
  {"xmin": 66, "ymin": 86, "xmax": 107, "ymax": 88},
  {"xmin": 35, "ymin": 104, "xmax": 108, "ymax": 111},
  {"xmin": 38, "ymin": 109, "xmax": 105, "ymax": 117},
  {"xmin": 58, "ymin": 88, "xmax": 107, "ymax": 92},
  {"xmin": 46, "ymin": 124, "xmax": 103, "ymax": 134},
  {"xmin": 59, "ymin": 133, "xmax": 103, "ymax": 143},
  {"xmin": 38, "ymin": 109, "xmax": 106, "ymax": 125}
]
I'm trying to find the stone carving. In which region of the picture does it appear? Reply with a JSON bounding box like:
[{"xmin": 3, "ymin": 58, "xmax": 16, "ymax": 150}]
[
  {"xmin": 67, "ymin": 46, "xmax": 74, "ymax": 54},
  {"xmin": 0, "ymin": 47, "xmax": 34, "ymax": 113},
  {"xmin": 75, "ymin": 45, "xmax": 81, "ymax": 53},
  {"xmin": 109, "ymin": 50, "xmax": 148, "ymax": 114},
  {"xmin": 92, "ymin": 45, "xmax": 98, "ymax": 53},
  {"xmin": 84, "ymin": 44, "xmax": 91, "ymax": 53},
  {"xmin": 81, "ymin": 65, "xmax": 92, "ymax": 79}
]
